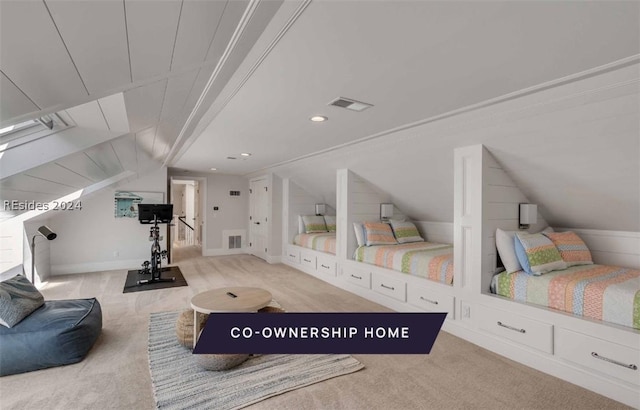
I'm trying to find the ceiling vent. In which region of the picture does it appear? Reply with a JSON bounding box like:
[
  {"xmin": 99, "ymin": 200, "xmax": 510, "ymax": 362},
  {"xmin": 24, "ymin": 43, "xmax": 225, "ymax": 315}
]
[{"xmin": 328, "ymin": 97, "xmax": 373, "ymax": 112}]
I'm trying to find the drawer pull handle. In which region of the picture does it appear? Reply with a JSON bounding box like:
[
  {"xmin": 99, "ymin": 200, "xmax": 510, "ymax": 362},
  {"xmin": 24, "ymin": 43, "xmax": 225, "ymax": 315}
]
[
  {"xmin": 303, "ymin": 258, "xmax": 311, "ymax": 262},
  {"xmin": 497, "ymin": 321, "xmax": 526, "ymax": 334},
  {"xmin": 380, "ymin": 284, "xmax": 395, "ymax": 291},
  {"xmin": 289, "ymin": 254, "xmax": 295, "ymax": 257},
  {"xmin": 350, "ymin": 274, "xmax": 362, "ymax": 280},
  {"xmin": 321, "ymin": 264, "xmax": 330, "ymax": 269},
  {"xmin": 591, "ymin": 352, "xmax": 638, "ymax": 370},
  {"xmin": 419, "ymin": 296, "xmax": 438, "ymax": 305}
]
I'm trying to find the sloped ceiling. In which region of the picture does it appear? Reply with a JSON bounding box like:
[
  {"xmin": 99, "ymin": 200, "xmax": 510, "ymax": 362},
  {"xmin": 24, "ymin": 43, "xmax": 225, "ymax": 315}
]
[
  {"xmin": 0, "ymin": 0, "xmax": 283, "ymax": 219},
  {"xmin": 1, "ymin": 1, "xmax": 638, "ymax": 232}
]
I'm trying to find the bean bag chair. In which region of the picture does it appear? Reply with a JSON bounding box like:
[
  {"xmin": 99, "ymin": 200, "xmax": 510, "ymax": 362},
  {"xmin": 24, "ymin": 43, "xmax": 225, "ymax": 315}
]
[{"xmin": 0, "ymin": 298, "xmax": 102, "ymax": 376}]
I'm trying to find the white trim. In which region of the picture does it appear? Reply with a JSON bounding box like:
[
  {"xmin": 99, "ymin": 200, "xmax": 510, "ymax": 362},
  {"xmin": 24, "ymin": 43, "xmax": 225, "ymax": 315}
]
[
  {"xmin": 51, "ymin": 259, "xmax": 143, "ymax": 275},
  {"xmin": 266, "ymin": 255, "xmax": 281, "ymax": 264}
]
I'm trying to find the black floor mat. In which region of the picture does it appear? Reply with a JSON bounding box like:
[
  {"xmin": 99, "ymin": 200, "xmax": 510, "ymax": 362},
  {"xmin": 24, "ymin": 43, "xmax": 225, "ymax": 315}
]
[{"xmin": 123, "ymin": 266, "xmax": 188, "ymax": 293}]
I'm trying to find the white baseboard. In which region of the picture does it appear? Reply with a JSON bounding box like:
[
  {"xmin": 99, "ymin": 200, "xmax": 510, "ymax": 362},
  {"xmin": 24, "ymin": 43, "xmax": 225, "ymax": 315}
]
[
  {"xmin": 51, "ymin": 258, "xmax": 143, "ymax": 275},
  {"xmin": 266, "ymin": 255, "xmax": 282, "ymax": 264},
  {"xmin": 203, "ymin": 248, "xmax": 248, "ymax": 257}
]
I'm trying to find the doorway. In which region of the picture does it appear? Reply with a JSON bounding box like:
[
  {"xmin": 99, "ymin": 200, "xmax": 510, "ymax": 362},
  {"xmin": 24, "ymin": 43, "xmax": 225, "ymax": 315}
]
[
  {"xmin": 170, "ymin": 178, "xmax": 204, "ymax": 262},
  {"xmin": 249, "ymin": 176, "xmax": 269, "ymax": 261}
]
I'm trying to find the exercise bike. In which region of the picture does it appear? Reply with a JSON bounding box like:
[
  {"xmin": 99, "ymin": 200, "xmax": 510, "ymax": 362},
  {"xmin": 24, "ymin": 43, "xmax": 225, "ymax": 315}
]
[{"xmin": 137, "ymin": 204, "xmax": 175, "ymax": 285}]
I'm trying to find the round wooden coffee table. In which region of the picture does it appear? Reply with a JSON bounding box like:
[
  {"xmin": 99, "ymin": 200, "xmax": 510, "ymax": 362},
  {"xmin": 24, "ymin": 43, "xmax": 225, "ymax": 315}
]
[{"xmin": 190, "ymin": 287, "xmax": 272, "ymax": 348}]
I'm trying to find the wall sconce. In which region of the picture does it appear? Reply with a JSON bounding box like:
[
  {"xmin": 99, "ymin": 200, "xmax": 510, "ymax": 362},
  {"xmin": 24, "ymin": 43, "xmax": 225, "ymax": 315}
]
[
  {"xmin": 519, "ymin": 203, "xmax": 537, "ymax": 230},
  {"xmin": 31, "ymin": 225, "xmax": 57, "ymax": 283},
  {"xmin": 315, "ymin": 203, "xmax": 326, "ymax": 216},
  {"xmin": 380, "ymin": 203, "xmax": 394, "ymax": 221}
]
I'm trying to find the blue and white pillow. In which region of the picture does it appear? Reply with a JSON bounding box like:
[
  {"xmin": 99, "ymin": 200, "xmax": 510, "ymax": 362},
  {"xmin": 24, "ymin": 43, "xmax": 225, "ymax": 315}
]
[
  {"xmin": 514, "ymin": 232, "xmax": 566, "ymax": 275},
  {"xmin": 0, "ymin": 275, "xmax": 45, "ymax": 328}
]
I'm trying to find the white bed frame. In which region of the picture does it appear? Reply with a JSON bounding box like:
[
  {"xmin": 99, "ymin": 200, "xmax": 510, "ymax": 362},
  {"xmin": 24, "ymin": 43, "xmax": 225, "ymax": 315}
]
[{"xmin": 281, "ymin": 164, "xmax": 639, "ymax": 407}]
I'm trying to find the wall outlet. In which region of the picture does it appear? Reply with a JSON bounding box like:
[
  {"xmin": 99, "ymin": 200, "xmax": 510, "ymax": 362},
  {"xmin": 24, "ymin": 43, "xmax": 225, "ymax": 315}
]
[{"xmin": 461, "ymin": 302, "xmax": 471, "ymax": 319}]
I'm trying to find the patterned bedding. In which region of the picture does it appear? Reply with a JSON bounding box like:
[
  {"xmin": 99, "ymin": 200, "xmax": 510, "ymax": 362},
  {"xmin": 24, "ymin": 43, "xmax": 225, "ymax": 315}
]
[
  {"xmin": 293, "ymin": 233, "xmax": 336, "ymax": 255},
  {"xmin": 354, "ymin": 242, "xmax": 454, "ymax": 285},
  {"xmin": 492, "ymin": 264, "xmax": 640, "ymax": 330}
]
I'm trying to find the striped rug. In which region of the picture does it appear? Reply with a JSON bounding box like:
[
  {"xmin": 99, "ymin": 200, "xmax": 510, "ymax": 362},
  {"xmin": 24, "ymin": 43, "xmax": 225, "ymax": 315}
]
[{"xmin": 148, "ymin": 311, "xmax": 365, "ymax": 410}]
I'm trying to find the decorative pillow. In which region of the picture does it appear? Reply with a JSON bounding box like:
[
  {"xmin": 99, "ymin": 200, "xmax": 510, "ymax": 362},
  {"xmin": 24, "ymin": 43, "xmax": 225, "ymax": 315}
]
[
  {"xmin": 496, "ymin": 229, "xmax": 524, "ymax": 274},
  {"xmin": 323, "ymin": 215, "xmax": 336, "ymax": 232},
  {"xmin": 514, "ymin": 232, "xmax": 567, "ymax": 275},
  {"xmin": 544, "ymin": 231, "xmax": 593, "ymax": 267},
  {"xmin": 0, "ymin": 275, "xmax": 45, "ymax": 328},
  {"xmin": 301, "ymin": 215, "xmax": 327, "ymax": 233},
  {"xmin": 363, "ymin": 222, "xmax": 397, "ymax": 246},
  {"xmin": 353, "ymin": 222, "xmax": 366, "ymax": 247},
  {"xmin": 390, "ymin": 220, "xmax": 424, "ymax": 244}
]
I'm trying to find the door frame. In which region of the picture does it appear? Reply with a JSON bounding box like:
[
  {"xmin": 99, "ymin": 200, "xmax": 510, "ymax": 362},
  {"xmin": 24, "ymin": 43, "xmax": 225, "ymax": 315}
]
[
  {"xmin": 249, "ymin": 174, "xmax": 271, "ymax": 261},
  {"xmin": 170, "ymin": 176, "xmax": 207, "ymax": 256}
]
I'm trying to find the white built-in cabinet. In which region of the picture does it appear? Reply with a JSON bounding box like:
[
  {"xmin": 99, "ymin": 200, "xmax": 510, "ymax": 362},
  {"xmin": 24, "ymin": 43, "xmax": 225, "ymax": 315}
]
[{"xmin": 281, "ymin": 157, "xmax": 639, "ymax": 407}]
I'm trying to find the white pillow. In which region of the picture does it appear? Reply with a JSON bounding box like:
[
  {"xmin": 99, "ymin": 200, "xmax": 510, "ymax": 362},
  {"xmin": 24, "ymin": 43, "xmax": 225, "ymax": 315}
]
[
  {"xmin": 298, "ymin": 216, "xmax": 305, "ymax": 234},
  {"xmin": 496, "ymin": 229, "xmax": 523, "ymax": 274},
  {"xmin": 496, "ymin": 226, "xmax": 554, "ymax": 273},
  {"xmin": 353, "ymin": 222, "xmax": 365, "ymax": 247}
]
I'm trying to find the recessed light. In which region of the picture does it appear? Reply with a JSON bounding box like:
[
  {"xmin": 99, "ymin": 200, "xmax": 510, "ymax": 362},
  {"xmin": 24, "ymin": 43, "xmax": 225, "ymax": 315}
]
[
  {"xmin": 210, "ymin": 167, "xmax": 217, "ymax": 171},
  {"xmin": 310, "ymin": 116, "xmax": 328, "ymax": 122},
  {"xmin": 240, "ymin": 152, "xmax": 251, "ymax": 157}
]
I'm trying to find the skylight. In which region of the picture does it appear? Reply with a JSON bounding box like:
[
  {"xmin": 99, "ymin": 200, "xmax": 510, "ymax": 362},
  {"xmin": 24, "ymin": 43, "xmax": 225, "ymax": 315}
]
[{"xmin": 0, "ymin": 119, "xmax": 39, "ymax": 136}]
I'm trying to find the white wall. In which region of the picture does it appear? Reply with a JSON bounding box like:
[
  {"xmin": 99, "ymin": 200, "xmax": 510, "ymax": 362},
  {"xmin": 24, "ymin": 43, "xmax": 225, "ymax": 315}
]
[
  {"xmin": 49, "ymin": 169, "xmax": 168, "ymax": 274},
  {"xmin": 205, "ymin": 174, "xmax": 249, "ymax": 252},
  {"xmin": 252, "ymin": 63, "xmax": 639, "ymax": 233}
]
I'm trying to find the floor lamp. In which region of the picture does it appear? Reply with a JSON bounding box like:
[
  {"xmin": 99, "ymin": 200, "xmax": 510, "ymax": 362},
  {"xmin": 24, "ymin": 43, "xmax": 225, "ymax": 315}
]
[{"xmin": 31, "ymin": 225, "xmax": 57, "ymax": 284}]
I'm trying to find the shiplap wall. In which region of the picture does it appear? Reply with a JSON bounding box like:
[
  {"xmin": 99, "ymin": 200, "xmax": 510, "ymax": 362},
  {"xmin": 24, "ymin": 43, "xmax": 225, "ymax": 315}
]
[
  {"xmin": 339, "ymin": 169, "xmax": 452, "ymax": 257},
  {"xmin": 481, "ymin": 147, "xmax": 549, "ymax": 293},
  {"xmin": 283, "ymin": 178, "xmax": 335, "ymax": 245}
]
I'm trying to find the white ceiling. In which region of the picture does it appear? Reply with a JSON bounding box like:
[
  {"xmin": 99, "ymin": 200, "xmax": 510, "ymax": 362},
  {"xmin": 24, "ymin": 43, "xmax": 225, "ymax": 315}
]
[
  {"xmin": 173, "ymin": 0, "xmax": 639, "ymax": 174},
  {"xmin": 0, "ymin": 0, "xmax": 282, "ymax": 217},
  {"xmin": 0, "ymin": 0, "xmax": 638, "ymax": 230}
]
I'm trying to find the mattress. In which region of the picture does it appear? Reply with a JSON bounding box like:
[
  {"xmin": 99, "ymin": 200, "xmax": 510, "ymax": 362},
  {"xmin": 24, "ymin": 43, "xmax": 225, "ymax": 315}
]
[
  {"xmin": 293, "ymin": 232, "xmax": 336, "ymax": 255},
  {"xmin": 354, "ymin": 242, "xmax": 454, "ymax": 285},
  {"xmin": 492, "ymin": 264, "xmax": 640, "ymax": 330}
]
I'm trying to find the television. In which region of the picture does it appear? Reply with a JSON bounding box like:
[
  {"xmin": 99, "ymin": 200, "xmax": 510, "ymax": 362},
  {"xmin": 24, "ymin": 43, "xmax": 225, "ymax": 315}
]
[{"xmin": 138, "ymin": 204, "xmax": 173, "ymax": 224}]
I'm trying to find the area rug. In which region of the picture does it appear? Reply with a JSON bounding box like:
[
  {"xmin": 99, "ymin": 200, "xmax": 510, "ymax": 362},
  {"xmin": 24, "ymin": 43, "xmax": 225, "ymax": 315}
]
[
  {"xmin": 123, "ymin": 266, "xmax": 187, "ymax": 293},
  {"xmin": 148, "ymin": 311, "xmax": 364, "ymax": 410}
]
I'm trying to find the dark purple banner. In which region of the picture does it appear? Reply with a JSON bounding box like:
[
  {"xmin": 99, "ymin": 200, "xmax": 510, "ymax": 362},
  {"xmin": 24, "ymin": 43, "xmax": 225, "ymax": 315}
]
[{"xmin": 193, "ymin": 312, "xmax": 446, "ymax": 354}]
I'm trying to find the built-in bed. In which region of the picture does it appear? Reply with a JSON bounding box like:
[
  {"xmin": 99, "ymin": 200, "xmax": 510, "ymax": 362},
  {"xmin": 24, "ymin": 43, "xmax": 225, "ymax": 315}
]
[
  {"xmin": 351, "ymin": 221, "xmax": 454, "ymax": 286},
  {"xmin": 293, "ymin": 232, "xmax": 336, "ymax": 255},
  {"xmin": 491, "ymin": 229, "xmax": 640, "ymax": 330}
]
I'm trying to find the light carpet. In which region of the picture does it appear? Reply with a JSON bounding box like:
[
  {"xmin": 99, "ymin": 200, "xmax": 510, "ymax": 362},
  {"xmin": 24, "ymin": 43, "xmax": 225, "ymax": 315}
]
[{"xmin": 148, "ymin": 311, "xmax": 365, "ymax": 410}]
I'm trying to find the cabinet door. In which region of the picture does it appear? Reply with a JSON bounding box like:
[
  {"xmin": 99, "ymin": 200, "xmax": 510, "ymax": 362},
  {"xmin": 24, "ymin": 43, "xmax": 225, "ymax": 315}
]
[
  {"xmin": 477, "ymin": 305, "xmax": 553, "ymax": 354},
  {"xmin": 556, "ymin": 328, "xmax": 640, "ymax": 385},
  {"xmin": 372, "ymin": 272, "xmax": 406, "ymax": 302}
]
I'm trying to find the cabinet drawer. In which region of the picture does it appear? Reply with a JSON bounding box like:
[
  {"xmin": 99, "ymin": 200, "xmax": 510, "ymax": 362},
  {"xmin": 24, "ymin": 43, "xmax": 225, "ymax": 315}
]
[
  {"xmin": 477, "ymin": 305, "xmax": 553, "ymax": 354},
  {"xmin": 345, "ymin": 267, "xmax": 371, "ymax": 289},
  {"xmin": 300, "ymin": 251, "xmax": 316, "ymax": 269},
  {"xmin": 556, "ymin": 328, "xmax": 640, "ymax": 385},
  {"xmin": 408, "ymin": 286, "xmax": 454, "ymax": 317},
  {"xmin": 316, "ymin": 255, "xmax": 336, "ymax": 276},
  {"xmin": 372, "ymin": 272, "xmax": 406, "ymax": 302},
  {"xmin": 285, "ymin": 246, "xmax": 300, "ymax": 264}
]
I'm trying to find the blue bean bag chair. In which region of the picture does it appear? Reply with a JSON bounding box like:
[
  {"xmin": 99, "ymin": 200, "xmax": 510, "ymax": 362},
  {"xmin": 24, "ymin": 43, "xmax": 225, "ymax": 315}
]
[{"xmin": 0, "ymin": 298, "xmax": 102, "ymax": 376}]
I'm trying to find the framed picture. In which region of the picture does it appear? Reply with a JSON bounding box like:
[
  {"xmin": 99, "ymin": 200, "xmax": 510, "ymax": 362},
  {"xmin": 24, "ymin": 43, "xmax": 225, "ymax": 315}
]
[{"xmin": 114, "ymin": 191, "xmax": 164, "ymax": 218}]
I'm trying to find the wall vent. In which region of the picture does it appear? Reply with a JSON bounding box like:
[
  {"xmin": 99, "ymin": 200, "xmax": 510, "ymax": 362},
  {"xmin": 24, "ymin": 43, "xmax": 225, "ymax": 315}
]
[
  {"xmin": 229, "ymin": 190, "xmax": 240, "ymax": 196},
  {"xmin": 228, "ymin": 235, "xmax": 242, "ymax": 249},
  {"xmin": 223, "ymin": 229, "xmax": 245, "ymax": 250},
  {"xmin": 328, "ymin": 97, "xmax": 373, "ymax": 112}
]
